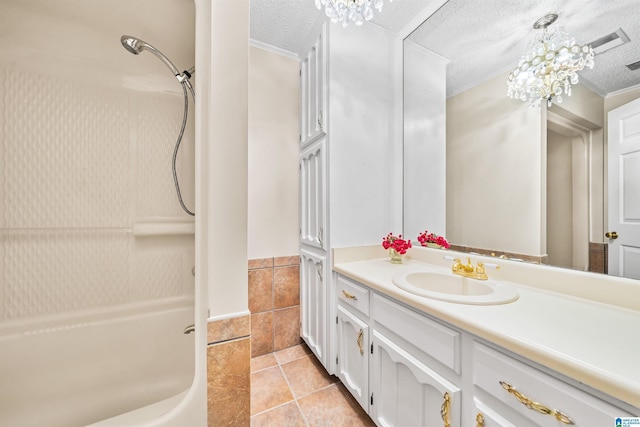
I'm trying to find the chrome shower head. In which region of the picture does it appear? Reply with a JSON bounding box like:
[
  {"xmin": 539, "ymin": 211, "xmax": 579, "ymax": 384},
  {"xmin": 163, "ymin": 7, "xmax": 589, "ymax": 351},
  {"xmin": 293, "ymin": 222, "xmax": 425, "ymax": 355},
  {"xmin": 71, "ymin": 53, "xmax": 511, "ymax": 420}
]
[
  {"xmin": 120, "ymin": 35, "xmax": 146, "ymax": 55},
  {"xmin": 120, "ymin": 35, "xmax": 181, "ymax": 76}
]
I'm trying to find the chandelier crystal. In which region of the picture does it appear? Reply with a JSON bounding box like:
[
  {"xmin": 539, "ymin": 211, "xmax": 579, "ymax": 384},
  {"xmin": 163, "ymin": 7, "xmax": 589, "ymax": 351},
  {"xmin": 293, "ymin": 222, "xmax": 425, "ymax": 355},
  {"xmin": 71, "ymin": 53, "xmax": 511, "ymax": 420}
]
[
  {"xmin": 315, "ymin": 0, "xmax": 393, "ymax": 27},
  {"xmin": 507, "ymin": 14, "xmax": 595, "ymax": 108}
]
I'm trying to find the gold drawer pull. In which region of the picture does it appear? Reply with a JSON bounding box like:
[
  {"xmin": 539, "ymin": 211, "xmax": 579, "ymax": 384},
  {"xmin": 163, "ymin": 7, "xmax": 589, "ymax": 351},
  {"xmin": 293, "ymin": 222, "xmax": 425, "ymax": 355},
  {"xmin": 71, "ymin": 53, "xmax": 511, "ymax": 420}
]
[
  {"xmin": 499, "ymin": 381, "xmax": 574, "ymax": 425},
  {"xmin": 476, "ymin": 413, "xmax": 485, "ymax": 427},
  {"xmin": 342, "ymin": 290, "xmax": 357, "ymax": 300},
  {"xmin": 441, "ymin": 392, "xmax": 451, "ymax": 427},
  {"xmin": 357, "ymin": 329, "xmax": 364, "ymax": 355}
]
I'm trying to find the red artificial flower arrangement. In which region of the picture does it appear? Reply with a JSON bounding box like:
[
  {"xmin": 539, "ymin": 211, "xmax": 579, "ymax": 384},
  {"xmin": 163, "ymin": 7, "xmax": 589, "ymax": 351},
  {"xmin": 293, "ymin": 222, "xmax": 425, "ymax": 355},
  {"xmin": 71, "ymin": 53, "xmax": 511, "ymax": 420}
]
[
  {"xmin": 382, "ymin": 233, "xmax": 412, "ymax": 254},
  {"xmin": 417, "ymin": 230, "xmax": 450, "ymax": 249}
]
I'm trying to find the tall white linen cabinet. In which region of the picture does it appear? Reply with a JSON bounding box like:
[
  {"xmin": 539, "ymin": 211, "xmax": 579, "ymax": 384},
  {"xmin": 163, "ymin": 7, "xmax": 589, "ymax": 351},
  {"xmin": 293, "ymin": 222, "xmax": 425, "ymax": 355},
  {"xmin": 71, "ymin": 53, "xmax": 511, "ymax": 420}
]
[{"xmin": 298, "ymin": 19, "xmax": 398, "ymax": 374}]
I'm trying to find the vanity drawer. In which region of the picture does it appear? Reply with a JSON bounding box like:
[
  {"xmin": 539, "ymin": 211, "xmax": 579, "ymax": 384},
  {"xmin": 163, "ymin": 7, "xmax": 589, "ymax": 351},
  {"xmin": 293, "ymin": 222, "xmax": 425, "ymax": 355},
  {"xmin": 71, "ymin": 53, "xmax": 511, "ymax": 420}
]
[
  {"xmin": 372, "ymin": 293, "xmax": 461, "ymax": 374},
  {"xmin": 337, "ymin": 275, "xmax": 370, "ymax": 317},
  {"xmin": 473, "ymin": 342, "xmax": 635, "ymax": 426}
]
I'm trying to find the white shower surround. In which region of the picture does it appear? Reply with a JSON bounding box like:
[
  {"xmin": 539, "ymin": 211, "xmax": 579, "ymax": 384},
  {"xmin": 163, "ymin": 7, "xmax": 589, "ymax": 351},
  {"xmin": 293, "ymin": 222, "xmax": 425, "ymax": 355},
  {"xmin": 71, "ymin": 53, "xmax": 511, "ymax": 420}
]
[{"xmin": 0, "ymin": 0, "xmax": 205, "ymax": 424}]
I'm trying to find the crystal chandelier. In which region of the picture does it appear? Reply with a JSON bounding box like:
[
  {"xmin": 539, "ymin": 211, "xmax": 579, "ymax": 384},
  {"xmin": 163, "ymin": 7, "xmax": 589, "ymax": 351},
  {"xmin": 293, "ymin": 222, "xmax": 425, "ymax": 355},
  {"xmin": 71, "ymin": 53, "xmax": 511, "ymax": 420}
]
[
  {"xmin": 507, "ymin": 14, "xmax": 595, "ymax": 108},
  {"xmin": 315, "ymin": 0, "xmax": 393, "ymax": 27}
]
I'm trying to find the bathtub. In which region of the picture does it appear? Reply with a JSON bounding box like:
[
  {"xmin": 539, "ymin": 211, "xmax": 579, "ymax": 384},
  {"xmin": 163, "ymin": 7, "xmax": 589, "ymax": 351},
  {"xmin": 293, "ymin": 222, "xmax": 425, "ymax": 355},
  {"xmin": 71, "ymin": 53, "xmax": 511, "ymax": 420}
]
[{"xmin": 0, "ymin": 297, "xmax": 196, "ymax": 427}]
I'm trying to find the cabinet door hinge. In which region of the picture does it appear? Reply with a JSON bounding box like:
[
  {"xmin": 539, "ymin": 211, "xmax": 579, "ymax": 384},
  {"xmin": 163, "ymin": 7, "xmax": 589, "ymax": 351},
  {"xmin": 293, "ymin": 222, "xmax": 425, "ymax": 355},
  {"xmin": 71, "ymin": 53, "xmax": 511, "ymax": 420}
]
[
  {"xmin": 336, "ymin": 315, "xmax": 338, "ymax": 325},
  {"xmin": 336, "ymin": 355, "xmax": 338, "ymax": 365},
  {"xmin": 370, "ymin": 343, "xmax": 373, "ymax": 354},
  {"xmin": 370, "ymin": 393, "xmax": 374, "ymax": 405}
]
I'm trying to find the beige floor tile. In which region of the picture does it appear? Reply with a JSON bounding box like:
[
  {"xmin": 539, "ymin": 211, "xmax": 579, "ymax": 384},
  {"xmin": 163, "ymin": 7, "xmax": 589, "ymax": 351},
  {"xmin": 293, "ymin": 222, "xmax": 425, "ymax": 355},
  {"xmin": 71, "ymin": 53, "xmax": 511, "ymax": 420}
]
[
  {"xmin": 250, "ymin": 366, "xmax": 294, "ymax": 415},
  {"xmin": 251, "ymin": 353, "xmax": 278, "ymax": 373},
  {"xmin": 280, "ymin": 355, "xmax": 338, "ymax": 398},
  {"xmin": 250, "ymin": 401, "xmax": 307, "ymax": 427},
  {"xmin": 297, "ymin": 384, "xmax": 375, "ymax": 427},
  {"xmin": 275, "ymin": 343, "xmax": 312, "ymax": 365}
]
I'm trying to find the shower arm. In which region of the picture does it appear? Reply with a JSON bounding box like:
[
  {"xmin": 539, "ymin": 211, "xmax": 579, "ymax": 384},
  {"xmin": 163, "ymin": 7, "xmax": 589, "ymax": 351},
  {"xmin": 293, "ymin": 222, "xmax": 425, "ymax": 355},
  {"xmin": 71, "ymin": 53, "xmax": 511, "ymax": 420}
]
[{"xmin": 178, "ymin": 71, "xmax": 195, "ymax": 101}]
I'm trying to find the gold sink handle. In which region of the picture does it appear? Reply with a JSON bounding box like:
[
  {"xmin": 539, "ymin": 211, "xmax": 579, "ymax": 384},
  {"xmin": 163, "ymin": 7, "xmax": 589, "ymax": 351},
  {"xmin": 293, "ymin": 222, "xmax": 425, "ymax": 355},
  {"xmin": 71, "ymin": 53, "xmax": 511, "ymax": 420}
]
[{"xmin": 445, "ymin": 256, "xmax": 499, "ymax": 281}]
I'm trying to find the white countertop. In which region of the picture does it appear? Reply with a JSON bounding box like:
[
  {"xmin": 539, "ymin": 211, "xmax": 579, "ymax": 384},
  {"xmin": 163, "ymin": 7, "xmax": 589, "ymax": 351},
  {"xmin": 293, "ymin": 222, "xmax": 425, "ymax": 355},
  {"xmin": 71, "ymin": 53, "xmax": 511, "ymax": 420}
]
[{"xmin": 332, "ymin": 246, "xmax": 640, "ymax": 409}]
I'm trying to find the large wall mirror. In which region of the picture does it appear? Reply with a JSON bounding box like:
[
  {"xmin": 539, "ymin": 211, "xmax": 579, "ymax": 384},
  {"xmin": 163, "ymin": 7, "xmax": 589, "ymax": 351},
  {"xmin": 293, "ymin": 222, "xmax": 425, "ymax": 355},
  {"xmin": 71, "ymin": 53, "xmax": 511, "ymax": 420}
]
[{"xmin": 403, "ymin": 0, "xmax": 640, "ymax": 279}]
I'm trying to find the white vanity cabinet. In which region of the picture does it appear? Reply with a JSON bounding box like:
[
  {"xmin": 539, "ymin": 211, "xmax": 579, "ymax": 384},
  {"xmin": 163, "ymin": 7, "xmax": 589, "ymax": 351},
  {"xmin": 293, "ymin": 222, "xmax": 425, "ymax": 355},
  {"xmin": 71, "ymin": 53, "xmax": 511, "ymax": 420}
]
[
  {"xmin": 336, "ymin": 274, "xmax": 462, "ymax": 426},
  {"xmin": 473, "ymin": 342, "xmax": 636, "ymax": 427},
  {"xmin": 334, "ymin": 273, "xmax": 638, "ymax": 427},
  {"xmin": 371, "ymin": 333, "xmax": 461, "ymax": 427},
  {"xmin": 370, "ymin": 293, "xmax": 462, "ymax": 427},
  {"xmin": 336, "ymin": 276, "xmax": 371, "ymax": 410}
]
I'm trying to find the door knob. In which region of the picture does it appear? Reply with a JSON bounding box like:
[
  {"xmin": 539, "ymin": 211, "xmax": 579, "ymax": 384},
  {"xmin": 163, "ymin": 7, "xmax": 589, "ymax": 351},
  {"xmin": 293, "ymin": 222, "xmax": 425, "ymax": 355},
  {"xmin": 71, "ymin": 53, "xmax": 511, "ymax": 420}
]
[{"xmin": 605, "ymin": 231, "xmax": 619, "ymax": 239}]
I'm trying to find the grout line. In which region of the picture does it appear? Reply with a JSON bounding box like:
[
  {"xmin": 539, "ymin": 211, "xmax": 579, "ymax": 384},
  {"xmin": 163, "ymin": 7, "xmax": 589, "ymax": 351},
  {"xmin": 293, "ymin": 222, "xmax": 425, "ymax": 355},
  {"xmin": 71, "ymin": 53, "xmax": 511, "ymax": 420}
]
[
  {"xmin": 277, "ymin": 357, "xmax": 312, "ymax": 427},
  {"xmin": 250, "ymin": 345, "xmax": 334, "ymax": 423},
  {"xmin": 294, "ymin": 382, "xmax": 338, "ymax": 401},
  {"xmin": 249, "ymin": 398, "xmax": 296, "ymax": 419},
  {"xmin": 250, "ymin": 363, "xmax": 279, "ymax": 374},
  {"xmin": 294, "ymin": 394, "xmax": 311, "ymax": 427},
  {"xmin": 273, "ymin": 347, "xmax": 313, "ymax": 366}
]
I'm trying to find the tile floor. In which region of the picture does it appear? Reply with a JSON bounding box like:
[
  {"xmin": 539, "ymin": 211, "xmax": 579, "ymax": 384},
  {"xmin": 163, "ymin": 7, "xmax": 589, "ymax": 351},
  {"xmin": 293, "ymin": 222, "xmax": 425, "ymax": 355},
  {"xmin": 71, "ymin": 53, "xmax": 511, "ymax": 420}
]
[{"xmin": 250, "ymin": 343, "xmax": 375, "ymax": 426}]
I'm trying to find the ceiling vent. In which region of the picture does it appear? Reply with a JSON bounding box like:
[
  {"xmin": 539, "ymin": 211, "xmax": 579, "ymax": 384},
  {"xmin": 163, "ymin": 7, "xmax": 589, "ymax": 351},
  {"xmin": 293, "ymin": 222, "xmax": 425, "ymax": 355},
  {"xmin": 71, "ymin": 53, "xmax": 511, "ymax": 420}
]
[
  {"xmin": 589, "ymin": 28, "xmax": 630, "ymax": 54},
  {"xmin": 626, "ymin": 60, "xmax": 640, "ymax": 71}
]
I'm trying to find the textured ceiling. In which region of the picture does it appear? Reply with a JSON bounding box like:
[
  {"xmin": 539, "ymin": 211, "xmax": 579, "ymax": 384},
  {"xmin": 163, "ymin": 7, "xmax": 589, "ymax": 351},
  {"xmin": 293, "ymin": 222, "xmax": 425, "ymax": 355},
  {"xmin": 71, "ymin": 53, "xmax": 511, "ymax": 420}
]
[
  {"xmin": 2, "ymin": 0, "xmax": 636, "ymax": 97},
  {"xmin": 407, "ymin": 0, "xmax": 640, "ymax": 97},
  {"xmin": 250, "ymin": 0, "xmax": 640, "ymax": 97},
  {"xmin": 249, "ymin": 0, "xmax": 431, "ymax": 54}
]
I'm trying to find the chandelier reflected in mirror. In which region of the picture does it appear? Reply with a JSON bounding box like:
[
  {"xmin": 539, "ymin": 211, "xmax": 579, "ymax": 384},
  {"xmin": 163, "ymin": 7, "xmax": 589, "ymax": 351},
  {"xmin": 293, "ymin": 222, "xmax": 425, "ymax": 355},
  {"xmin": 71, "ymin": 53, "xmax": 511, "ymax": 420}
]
[
  {"xmin": 315, "ymin": 0, "xmax": 393, "ymax": 27},
  {"xmin": 507, "ymin": 14, "xmax": 595, "ymax": 108}
]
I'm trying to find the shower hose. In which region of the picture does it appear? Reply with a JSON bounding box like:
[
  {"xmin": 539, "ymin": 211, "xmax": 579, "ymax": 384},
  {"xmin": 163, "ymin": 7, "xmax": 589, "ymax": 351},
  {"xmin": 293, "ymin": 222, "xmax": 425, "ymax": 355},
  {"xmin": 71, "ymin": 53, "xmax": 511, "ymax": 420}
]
[{"xmin": 174, "ymin": 75, "xmax": 195, "ymax": 217}]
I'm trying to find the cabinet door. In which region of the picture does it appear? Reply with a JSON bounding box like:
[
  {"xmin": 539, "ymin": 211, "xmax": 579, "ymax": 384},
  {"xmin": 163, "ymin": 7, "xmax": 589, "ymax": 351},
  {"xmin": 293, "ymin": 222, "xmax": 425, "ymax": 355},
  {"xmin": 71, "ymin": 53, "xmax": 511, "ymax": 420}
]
[
  {"xmin": 471, "ymin": 402, "xmax": 518, "ymax": 427},
  {"xmin": 300, "ymin": 23, "xmax": 326, "ymax": 146},
  {"xmin": 337, "ymin": 305, "xmax": 369, "ymax": 411},
  {"xmin": 473, "ymin": 342, "xmax": 636, "ymax": 427},
  {"xmin": 371, "ymin": 330, "xmax": 461, "ymax": 427},
  {"xmin": 300, "ymin": 137, "xmax": 326, "ymax": 250},
  {"xmin": 300, "ymin": 249, "xmax": 327, "ymax": 366}
]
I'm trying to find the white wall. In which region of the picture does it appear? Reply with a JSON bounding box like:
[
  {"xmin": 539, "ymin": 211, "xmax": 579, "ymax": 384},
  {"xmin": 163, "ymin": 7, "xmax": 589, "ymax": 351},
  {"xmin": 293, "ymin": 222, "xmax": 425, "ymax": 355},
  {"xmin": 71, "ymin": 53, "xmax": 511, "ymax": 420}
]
[
  {"xmin": 328, "ymin": 23, "xmax": 399, "ymax": 247},
  {"xmin": 248, "ymin": 46, "xmax": 300, "ymax": 260},
  {"xmin": 403, "ymin": 40, "xmax": 447, "ymax": 241},
  {"xmin": 446, "ymin": 71, "xmax": 545, "ymax": 256},
  {"xmin": 207, "ymin": 0, "xmax": 249, "ymax": 319},
  {"xmin": 547, "ymin": 130, "xmax": 574, "ymax": 268}
]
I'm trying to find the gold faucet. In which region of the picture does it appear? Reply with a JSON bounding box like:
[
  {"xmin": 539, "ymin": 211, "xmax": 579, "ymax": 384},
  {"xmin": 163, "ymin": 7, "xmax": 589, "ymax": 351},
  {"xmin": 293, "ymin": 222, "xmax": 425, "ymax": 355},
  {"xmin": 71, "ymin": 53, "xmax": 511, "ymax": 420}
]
[{"xmin": 451, "ymin": 257, "xmax": 497, "ymax": 280}]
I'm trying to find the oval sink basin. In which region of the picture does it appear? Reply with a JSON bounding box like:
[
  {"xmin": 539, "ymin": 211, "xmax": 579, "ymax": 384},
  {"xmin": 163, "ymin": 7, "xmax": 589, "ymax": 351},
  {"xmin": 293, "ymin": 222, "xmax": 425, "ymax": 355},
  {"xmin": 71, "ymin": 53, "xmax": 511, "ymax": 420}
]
[{"xmin": 392, "ymin": 271, "xmax": 518, "ymax": 305}]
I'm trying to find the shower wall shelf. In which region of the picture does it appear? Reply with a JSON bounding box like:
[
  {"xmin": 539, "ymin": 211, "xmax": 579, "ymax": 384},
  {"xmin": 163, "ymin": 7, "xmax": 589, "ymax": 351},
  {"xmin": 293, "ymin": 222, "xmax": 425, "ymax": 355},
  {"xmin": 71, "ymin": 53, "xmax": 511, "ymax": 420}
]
[{"xmin": 132, "ymin": 221, "xmax": 195, "ymax": 237}]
